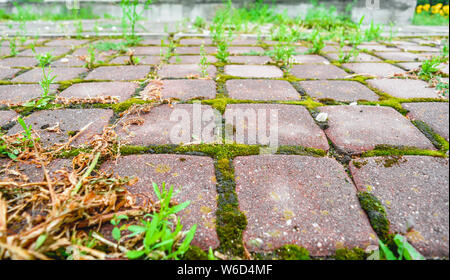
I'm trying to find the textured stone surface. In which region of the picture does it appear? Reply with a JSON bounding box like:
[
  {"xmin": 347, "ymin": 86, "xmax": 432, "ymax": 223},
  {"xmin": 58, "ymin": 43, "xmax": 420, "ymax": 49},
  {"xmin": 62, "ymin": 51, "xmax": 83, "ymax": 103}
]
[
  {"xmin": 0, "ymin": 84, "xmax": 59, "ymax": 104},
  {"xmin": 403, "ymin": 102, "xmax": 449, "ymax": 141},
  {"xmin": 130, "ymin": 46, "xmax": 167, "ymax": 55},
  {"xmin": 0, "ymin": 67, "xmax": 21, "ymax": 80},
  {"xmin": 0, "ymin": 57, "xmax": 38, "ymax": 67},
  {"xmin": 45, "ymin": 39, "xmax": 89, "ymax": 47},
  {"xmin": 158, "ymin": 64, "xmax": 217, "ymax": 78},
  {"xmin": 85, "ymin": 65, "xmax": 150, "ymax": 81},
  {"xmin": 8, "ymin": 109, "xmax": 113, "ymax": 147},
  {"xmin": 399, "ymin": 45, "xmax": 440, "ymax": 52},
  {"xmin": 224, "ymin": 65, "xmax": 283, "ymax": 78},
  {"xmin": 235, "ymin": 155, "xmax": 377, "ymax": 255},
  {"xmin": 60, "ymin": 82, "xmax": 139, "ymax": 102},
  {"xmin": 145, "ymin": 79, "xmax": 216, "ymax": 100},
  {"xmin": 224, "ymin": 104, "xmax": 329, "ymax": 150},
  {"xmin": 226, "ymin": 79, "xmax": 300, "ymax": 101},
  {"xmin": 174, "ymin": 46, "xmax": 216, "ymax": 54},
  {"xmin": 168, "ymin": 55, "xmax": 217, "ymax": 64},
  {"xmin": 350, "ymin": 156, "xmax": 449, "ymax": 258},
  {"xmin": 291, "ymin": 55, "xmax": 329, "ymax": 64},
  {"xmin": 0, "ymin": 158, "xmax": 71, "ymax": 183},
  {"xmin": 0, "ymin": 110, "xmax": 18, "ymax": 127},
  {"xmin": 227, "ymin": 55, "xmax": 271, "ymax": 64},
  {"xmin": 108, "ymin": 55, "xmax": 162, "ymax": 65},
  {"xmin": 51, "ymin": 55, "xmax": 86, "ymax": 67},
  {"xmin": 291, "ymin": 64, "xmax": 348, "ymax": 79},
  {"xmin": 357, "ymin": 44, "xmax": 400, "ymax": 52},
  {"xmin": 319, "ymin": 105, "xmax": 435, "ymax": 155},
  {"xmin": 299, "ymin": 80, "xmax": 379, "ymax": 102},
  {"xmin": 100, "ymin": 154, "xmax": 219, "ymax": 250},
  {"xmin": 367, "ymin": 79, "xmax": 440, "ymax": 99},
  {"xmin": 342, "ymin": 63, "xmax": 405, "ymax": 77},
  {"xmin": 228, "ymin": 46, "xmax": 264, "ymax": 55},
  {"xmin": 116, "ymin": 104, "xmax": 220, "ymax": 145},
  {"xmin": 324, "ymin": 52, "xmax": 381, "ymax": 62},
  {"xmin": 397, "ymin": 62, "xmax": 421, "ymax": 71},
  {"xmin": 18, "ymin": 46, "xmax": 71, "ymax": 57},
  {"xmin": 374, "ymin": 52, "xmax": 423, "ymax": 61},
  {"xmin": 179, "ymin": 38, "xmax": 213, "ymax": 45},
  {"xmin": 12, "ymin": 67, "xmax": 87, "ymax": 82}
]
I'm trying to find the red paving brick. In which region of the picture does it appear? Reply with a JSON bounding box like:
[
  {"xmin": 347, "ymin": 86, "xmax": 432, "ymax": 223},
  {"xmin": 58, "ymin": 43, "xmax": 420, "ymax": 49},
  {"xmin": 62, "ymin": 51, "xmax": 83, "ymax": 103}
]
[
  {"xmin": 299, "ymin": 80, "xmax": 379, "ymax": 102},
  {"xmin": 291, "ymin": 55, "xmax": 329, "ymax": 64},
  {"xmin": 109, "ymin": 55, "xmax": 162, "ymax": 65},
  {"xmin": 235, "ymin": 155, "xmax": 377, "ymax": 255},
  {"xmin": 367, "ymin": 79, "xmax": 440, "ymax": 99},
  {"xmin": 342, "ymin": 63, "xmax": 406, "ymax": 77},
  {"xmin": 60, "ymin": 82, "xmax": 139, "ymax": 102},
  {"xmin": 158, "ymin": 64, "xmax": 217, "ymax": 78},
  {"xmin": 357, "ymin": 44, "xmax": 400, "ymax": 52},
  {"xmin": 18, "ymin": 46, "xmax": 71, "ymax": 57},
  {"xmin": 168, "ymin": 55, "xmax": 217, "ymax": 64},
  {"xmin": 403, "ymin": 102, "xmax": 449, "ymax": 141},
  {"xmin": 130, "ymin": 46, "xmax": 168, "ymax": 55},
  {"xmin": 0, "ymin": 110, "xmax": 18, "ymax": 127},
  {"xmin": 374, "ymin": 52, "xmax": 423, "ymax": 62},
  {"xmin": 350, "ymin": 156, "xmax": 449, "ymax": 258},
  {"xmin": 11, "ymin": 67, "xmax": 87, "ymax": 82},
  {"xmin": 226, "ymin": 79, "xmax": 300, "ymax": 101},
  {"xmin": 45, "ymin": 39, "xmax": 89, "ymax": 47},
  {"xmin": 228, "ymin": 46, "xmax": 264, "ymax": 55},
  {"xmin": 174, "ymin": 46, "xmax": 217, "ymax": 55},
  {"xmin": 324, "ymin": 52, "xmax": 382, "ymax": 62},
  {"xmin": 318, "ymin": 105, "xmax": 435, "ymax": 155},
  {"xmin": 0, "ymin": 84, "xmax": 59, "ymax": 104},
  {"xmin": 179, "ymin": 38, "xmax": 213, "ymax": 46},
  {"xmin": 290, "ymin": 64, "xmax": 348, "ymax": 79},
  {"xmin": 116, "ymin": 104, "xmax": 220, "ymax": 145},
  {"xmin": 399, "ymin": 45, "xmax": 440, "ymax": 52},
  {"xmin": 100, "ymin": 154, "xmax": 219, "ymax": 250},
  {"xmin": 7, "ymin": 109, "xmax": 113, "ymax": 147},
  {"xmin": 224, "ymin": 65, "xmax": 283, "ymax": 78},
  {"xmin": 224, "ymin": 104, "xmax": 329, "ymax": 150},
  {"xmin": 0, "ymin": 57, "xmax": 38, "ymax": 68},
  {"xmin": 145, "ymin": 79, "xmax": 216, "ymax": 100},
  {"xmin": 85, "ymin": 65, "xmax": 150, "ymax": 81},
  {"xmin": 227, "ymin": 56, "xmax": 271, "ymax": 64},
  {"xmin": 51, "ymin": 56, "xmax": 86, "ymax": 67}
]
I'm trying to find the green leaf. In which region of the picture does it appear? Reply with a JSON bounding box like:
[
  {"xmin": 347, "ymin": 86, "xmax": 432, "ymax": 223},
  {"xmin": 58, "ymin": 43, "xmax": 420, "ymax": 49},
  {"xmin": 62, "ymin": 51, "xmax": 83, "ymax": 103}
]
[
  {"xmin": 152, "ymin": 182, "xmax": 161, "ymax": 200},
  {"xmin": 177, "ymin": 224, "xmax": 197, "ymax": 254},
  {"xmin": 112, "ymin": 227, "xmax": 121, "ymax": 242},
  {"xmin": 393, "ymin": 234, "xmax": 425, "ymax": 260},
  {"xmin": 208, "ymin": 247, "xmax": 216, "ymax": 260},
  {"xmin": 35, "ymin": 233, "xmax": 47, "ymax": 250},
  {"xmin": 126, "ymin": 250, "xmax": 145, "ymax": 259},
  {"xmin": 169, "ymin": 200, "xmax": 190, "ymax": 215},
  {"xmin": 379, "ymin": 239, "xmax": 397, "ymax": 260}
]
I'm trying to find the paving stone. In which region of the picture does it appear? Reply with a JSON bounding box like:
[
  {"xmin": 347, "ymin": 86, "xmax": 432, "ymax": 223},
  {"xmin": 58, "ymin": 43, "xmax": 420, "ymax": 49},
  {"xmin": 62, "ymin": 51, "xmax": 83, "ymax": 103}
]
[
  {"xmin": 357, "ymin": 44, "xmax": 400, "ymax": 52},
  {"xmin": 399, "ymin": 45, "xmax": 440, "ymax": 52},
  {"xmin": 109, "ymin": 55, "xmax": 162, "ymax": 65},
  {"xmin": 224, "ymin": 104, "xmax": 329, "ymax": 150},
  {"xmin": 179, "ymin": 38, "xmax": 213, "ymax": 45},
  {"xmin": 168, "ymin": 55, "xmax": 217, "ymax": 64},
  {"xmin": 324, "ymin": 52, "xmax": 381, "ymax": 62},
  {"xmin": 51, "ymin": 55, "xmax": 86, "ymax": 67},
  {"xmin": 321, "ymin": 45, "xmax": 352, "ymax": 52},
  {"xmin": 228, "ymin": 46, "xmax": 264, "ymax": 55},
  {"xmin": 342, "ymin": 63, "xmax": 405, "ymax": 77},
  {"xmin": 397, "ymin": 62, "xmax": 422, "ymax": 71},
  {"xmin": 11, "ymin": 67, "xmax": 87, "ymax": 83},
  {"xmin": 45, "ymin": 39, "xmax": 89, "ymax": 47},
  {"xmin": 0, "ymin": 158, "xmax": 72, "ymax": 183},
  {"xmin": 174, "ymin": 46, "xmax": 216, "ymax": 55},
  {"xmin": 299, "ymin": 80, "xmax": 379, "ymax": 102},
  {"xmin": 130, "ymin": 46, "xmax": 168, "ymax": 55},
  {"xmin": 349, "ymin": 156, "xmax": 449, "ymax": 258},
  {"xmin": 318, "ymin": 105, "xmax": 435, "ymax": 155},
  {"xmin": 100, "ymin": 154, "xmax": 219, "ymax": 250},
  {"xmin": 145, "ymin": 79, "xmax": 216, "ymax": 100},
  {"xmin": 60, "ymin": 82, "xmax": 138, "ymax": 102},
  {"xmin": 226, "ymin": 79, "xmax": 300, "ymax": 101},
  {"xmin": 367, "ymin": 79, "xmax": 440, "ymax": 99},
  {"xmin": 403, "ymin": 102, "xmax": 449, "ymax": 141},
  {"xmin": 139, "ymin": 38, "xmax": 166, "ymax": 45},
  {"xmin": 235, "ymin": 155, "xmax": 377, "ymax": 255},
  {"xmin": 18, "ymin": 46, "xmax": 71, "ymax": 57},
  {"xmin": 8, "ymin": 109, "xmax": 113, "ymax": 147},
  {"xmin": 0, "ymin": 110, "xmax": 18, "ymax": 127},
  {"xmin": 374, "ymin": 52, "xmax": 423, "ymax": 62},
  {"xmin": 116, "ymin": 104, "xmax": 220, "ymax": 145},
  {"xmin": 291, "ymin": 64, "xmax": 348, "ymax": 79},
  {"xmin": 0, "ymin": 84, "xmax": 59, "ymax": 104},
  {"xmin": 224, "ymin": 65, "xmax": 283, "ymax": 78},
  {"xmin": 227, "ymin": 56, "xmax": 271, "ymax": 65},
  {"xmin": 231, "ymin": 37, "xmax": 259, "ymax": 46},
  {"xmin": 0, "ymin": 57, "xmax": 37, "ymax": 68},
  {"xmin": 158, "ymin": 64, "xmax": 217, "ymax": 78},
  {"xmin": 291, "ymin": 55, "xmax": 329, "ymax": 64},
  {"xmin": 0, "ymin": 67, "xmax": 21, "ymax": 80},
  {"xmin": 439, "ymin": 63, "xmax": 449, "ymax": 75},
  {"xmin": 85, "ymin": 65, "xmax": 150, "ymax": 81},
  {"xmin": 71, "ymin": 48, "xmax": 116, "ymax": 57}
]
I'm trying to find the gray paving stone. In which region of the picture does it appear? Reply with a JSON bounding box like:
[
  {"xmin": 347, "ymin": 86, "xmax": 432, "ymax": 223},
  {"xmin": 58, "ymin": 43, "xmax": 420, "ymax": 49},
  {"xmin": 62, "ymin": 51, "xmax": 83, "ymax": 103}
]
[
  {"xmin": 350, "ymin": 156, "xmax": 449, "ymax": 258},
  {"xmin": 0, "ymin": 67, "xmax": 21, "ymax": 80},
  {"xmin": 168, "ymin": 55, "xmax": 217, "ymax": 64},
  {"xmin": 0, "ymin": 110, "xmax": 18, "ymax": 127},
  {"xmin": 18, "ymin": 46, "xmax": 71, "ymax": 57},
  {"xmin": 100, "ymin": 154, "xmax": 219, "ymax": 250},
  {"xmin": 235, "ymin": 155, "xmax": 377, "ymax": 255},
  {"xmin": 374, "ymin": 52, "xmax": 423, "ymax": 62},
  {"xmin": 108, "ymin": 55, "xmax": 162, "ymax": 65},
  {"xmin": 291, "ymin": 64, "xmax": 348, "ymax": 79},
  {"xmin": 300, "ymin": 80, "xmax": 379, "ymax": 102},
  {"xmin": 343, "ymin": 63, "xmax": 405, "ymax": 77},
  {"xmin": 8, "ymin": 109, "xmax": 113, "ymax": 147},
  {"xmin": 174, "ymin": 46, "xmax": 216, "ymax": 55},
  {"xmin": 224, "ymin": 65, "xmax": 283, "ymax": 78},
  {"xmin": 45, "ymin": 39, "xmax": 89, "ymax": 47},
  {"xmin": 319, "ymin": 105, "xmax": 435, "ymax": 155},
  {"xmin": 367, "ymin": 79, "xmax": 440, "ymax": 99},
  {"xmin": 399, "ymin": 45, "xmax": 440, "ymax": 52},
  {"xmin": 51, "ymin": 55, "xmax": 86, "ymax": 67},
  {"xmin": 224, "ymin": 104, "xmax": 329, "ymax": 150},
  {"xmin": 226, "ymin": 79, "xmax": 300, "ymax": 101},
  {"xmin": 403, "ymin": 102, "xmax": 449, "ymax": 141},
  {"xmin": 397, "ymin": 62, "xmax": 422, "ymax": 71},
  {"xmin": 291, "ymin": 55, "xmax": 329, "ymax": 64},
  {"xmin": 11, "ymin": 67, "xmax": 87, "ymax": 83},
  {"xmin": 116, "ymin": 104, "xmax": 220, "ymax": 145},
  {"xmin": 179, "ymin": 38, "xmax": 213, "ymax": 45},
  {"xmin": 158, "ymin": 64, "xmax": 217, "ymax": 78},
  {"xmin": 145, "ymin": 79, "xmax": 216, "ymax": 100},
  {"xmin": 85, "ymin": 65, "xmax": 150, "ymax": 81},
  {"xmin": 60, "ymin": 82, "xmax": 139, "ymax": 102},
  {"xmin": 231, "ymin": 37, "xmax": 260, "ymax": 46},
  {"xmin": 357, "ymin": 44, "xmax": 400, "ymax": 52},
  {"xmin": 228, "ymin": 46, "xmax": 264, "ymax": 55},
  {"xmin": 324, "ymin": 52, "xmax": 381, "ymax": 62},
  {"xmin": 227, "ymin": 56, "xmax": 271, "ymax": 64},
  {"xmin": 0, "ymin": 57, "xmax": 38, "ymax": 68},
  {"xmin": 130, "ymin": 46, "xmax": 168, "ymax": 55},
  {"xmin": 0, "ymin": 84, "xmax": 58, "ymax": 104},
  {"xmin": 321, "ymin": 45, "xmax": 352, "ymax": 52}
]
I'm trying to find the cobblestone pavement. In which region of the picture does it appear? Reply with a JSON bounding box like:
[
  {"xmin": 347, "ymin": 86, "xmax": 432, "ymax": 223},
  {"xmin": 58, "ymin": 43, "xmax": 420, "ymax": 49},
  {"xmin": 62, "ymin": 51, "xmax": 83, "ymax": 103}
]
[{"xmin": 0, "ymin": 32, "xmax": 449, "ymax": 259}]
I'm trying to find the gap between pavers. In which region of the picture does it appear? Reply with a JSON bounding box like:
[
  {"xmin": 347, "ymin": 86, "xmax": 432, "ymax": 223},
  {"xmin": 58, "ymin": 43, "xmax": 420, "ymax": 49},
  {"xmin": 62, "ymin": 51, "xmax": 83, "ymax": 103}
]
[
  {"xmin": 235, "ymin": 155, "xmax": 377, "ymax": 256},
  {"xmin": 403, "ymin": 102, "xmax": 449, "ymax": 141}
]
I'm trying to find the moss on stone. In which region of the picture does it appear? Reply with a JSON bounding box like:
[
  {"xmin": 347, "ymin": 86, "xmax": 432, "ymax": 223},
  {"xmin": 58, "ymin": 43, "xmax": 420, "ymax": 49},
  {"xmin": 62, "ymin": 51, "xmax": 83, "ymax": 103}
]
[
  {"xmin": 361, "ymin": 145, "xmax": 446, "ymax": 158},
  {"xmin": 358, "ymin": 191, "xmax": 390, "ymax": 240},
  {"xmin": 183, "ymin": 246, "xmax": 209, "ymax": 260},
  {"xmin": 274, "ymin": 245, "xmax": 311, "ymax": 260},
  {"xmin": 333, "ymin": 247, "xmax": 366, "ymax": 260},
  {"xmin": 412, "ymin": 120, "xmax": 449, "ymax": 152}
]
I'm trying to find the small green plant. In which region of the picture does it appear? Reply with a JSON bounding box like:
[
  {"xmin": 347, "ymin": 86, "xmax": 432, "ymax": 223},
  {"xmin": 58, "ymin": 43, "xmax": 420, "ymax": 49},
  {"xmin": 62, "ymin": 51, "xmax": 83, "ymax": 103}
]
[
  {"xmin": 1, "ymin": 117, "xmax": 35, "ymax": 159},
  {"xmin": 269, "ymin": 42, "xmax": 296, "ymax": 72},
  {"xmin": 35, "ymin": 51, "xmax": 54, "ymax": 67},
  {"xmin": 121, "ymin": 0, "xmax": 152, "ymax": 44},
  {"xmin": 307, "ymin": 30, "xmax": 325, "ymax": 54},
  {"xmin": 24, "ymin": 57, "xmax": 57, "ymax": 109},
  {"xmin": 199, "ymin": 44, "xmax": 209, "ymax": 77},
  {"xmin": 193, "ymin": 16, "xmax": 206, "ymax": 31},
  {"xmin": 75, "ymin": 20, "xmax": 83, "ymax": 39},
  {"xmin": 369, "ymin": 234, "xmax": 425, "ymax": 260},
  {"xmin": 419, "ymin": 56, "xmax": 442, "ymax": 79},
  {"xmin": 110, "ymin": 214, "xmax": 129, "ymax": 242},
  {"xmin": 9, "ymin": 37, "xmax": 18, "ymax": 56},
  {"xmin": 436, "ymin": 78, "xmax": 449, "ymax": 97},
  {"xmin": 364, "ymin": 20, "xmax": 383, "ymax": 41},
  {"xmin": 124, "ymin": 182, "xmax": 197, "ymax": 260},
  {"xmin": 84, "ymin": 45, "xmax": 100, "ymax": 69}
]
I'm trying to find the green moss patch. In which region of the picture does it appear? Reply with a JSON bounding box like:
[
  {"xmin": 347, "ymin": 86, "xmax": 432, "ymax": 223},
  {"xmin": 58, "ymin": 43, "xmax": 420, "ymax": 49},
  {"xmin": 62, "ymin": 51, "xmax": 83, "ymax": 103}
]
[{"xmin": 357, "ymin": 191, "xmax": 390, "ymax": 241}]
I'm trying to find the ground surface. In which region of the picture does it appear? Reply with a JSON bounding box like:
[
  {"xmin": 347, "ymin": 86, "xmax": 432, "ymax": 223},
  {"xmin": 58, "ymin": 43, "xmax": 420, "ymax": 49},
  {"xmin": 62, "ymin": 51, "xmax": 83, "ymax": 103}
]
[{"xmin": 0, "ymin": 24, "xmax": 449, "ymax": 259}]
